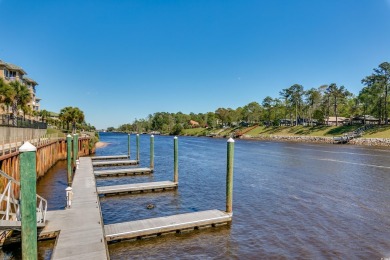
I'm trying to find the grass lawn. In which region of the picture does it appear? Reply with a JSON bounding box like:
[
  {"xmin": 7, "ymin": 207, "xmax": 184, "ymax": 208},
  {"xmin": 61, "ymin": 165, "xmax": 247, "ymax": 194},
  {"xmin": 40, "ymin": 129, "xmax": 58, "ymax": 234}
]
[
  {"xmin": 245, "ymin": 125, "xmax": 390, "ymax": 138},
  {"xmin": 46, "ymin": 128, "xmax": 67, "ymax": 137}
]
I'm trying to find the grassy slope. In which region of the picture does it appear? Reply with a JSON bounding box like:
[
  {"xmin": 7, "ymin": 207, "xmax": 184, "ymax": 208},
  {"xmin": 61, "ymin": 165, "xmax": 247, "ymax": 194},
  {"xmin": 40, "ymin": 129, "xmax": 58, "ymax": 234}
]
[
  {"xmin": 180, "ymin": 125, "xmax": 390, "ymax": 138},
  {"xmin": 245, "ymin": 125, "xmax": 390, "ymax": 138}
]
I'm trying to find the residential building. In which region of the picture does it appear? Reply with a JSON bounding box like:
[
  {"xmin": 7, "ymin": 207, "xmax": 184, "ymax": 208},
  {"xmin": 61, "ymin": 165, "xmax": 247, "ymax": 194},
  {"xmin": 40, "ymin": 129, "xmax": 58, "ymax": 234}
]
[
  {"xmin": 326, "ymin": 116, "xmax": 348, "ymax": 126},
  {"xmin": 0, "ymin": 59, "xmax": 41, "ymax": 118}
]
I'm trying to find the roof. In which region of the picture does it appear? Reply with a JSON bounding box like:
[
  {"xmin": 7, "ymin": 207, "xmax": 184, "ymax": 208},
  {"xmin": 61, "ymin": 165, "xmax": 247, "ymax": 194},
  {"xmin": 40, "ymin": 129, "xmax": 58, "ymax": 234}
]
[
  {"xmin": 5, "ymin": 63, "xmax": 27, "ymax": 74},
  {"xmin": 189, "ymin": 120, "xmax": 199, "ymax": 125},
  {"xmin": 23, "ymin": 76, "xmax": 38, "ymax": 85},
  {"xmin": 0, "ymin": 60, "xmax": 27, "ymax": 74},
  {"xmin": 327, "ymin": 116, "xmax": 346, "ymax": 122}
]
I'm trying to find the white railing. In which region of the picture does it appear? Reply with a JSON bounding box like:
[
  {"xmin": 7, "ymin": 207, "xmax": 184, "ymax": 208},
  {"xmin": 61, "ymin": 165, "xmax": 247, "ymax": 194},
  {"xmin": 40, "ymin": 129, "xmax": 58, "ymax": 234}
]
[{"xmin": 0, "ymin": 170, "xmax": 47, "ymax": 225}]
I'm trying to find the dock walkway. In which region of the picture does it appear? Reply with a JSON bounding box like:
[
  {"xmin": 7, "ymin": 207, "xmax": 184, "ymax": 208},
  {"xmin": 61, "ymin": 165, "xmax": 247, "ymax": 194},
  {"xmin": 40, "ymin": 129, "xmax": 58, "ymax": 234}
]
[
  {"xmin": 39, "ymin": 157, "xmax": 109, "ymax": 260},
  {"xmin": 104, "ymin": 209, "xmax": 232, "ymax": 242},
  {"xmin": 94, "ymin": 167, "xmax": 152, "ymax": 177},
  {"xmin": 90, "ymin": 155, "xmax": 128, "ymax": 160},
  {"xmin": 92, "ymin": 159, "xmax": 138, "ymax": 167},
  {"xmin": 97, "ymin": 181, "xmax": 177, "ymax": 195}
]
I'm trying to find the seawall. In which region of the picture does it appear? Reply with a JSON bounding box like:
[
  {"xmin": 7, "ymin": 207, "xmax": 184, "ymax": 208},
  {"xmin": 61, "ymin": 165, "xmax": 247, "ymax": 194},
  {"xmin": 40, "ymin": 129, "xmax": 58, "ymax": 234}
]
[{"xmin": 241, "ymin": 134, "xmax": 390, "ymax": 147}]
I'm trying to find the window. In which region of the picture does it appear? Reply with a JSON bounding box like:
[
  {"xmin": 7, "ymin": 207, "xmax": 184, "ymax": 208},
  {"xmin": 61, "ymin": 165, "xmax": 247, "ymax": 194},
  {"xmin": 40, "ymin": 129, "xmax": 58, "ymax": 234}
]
[{"xmin": 4, "ymin": 69, "xmax": 9, "ymax": 78}]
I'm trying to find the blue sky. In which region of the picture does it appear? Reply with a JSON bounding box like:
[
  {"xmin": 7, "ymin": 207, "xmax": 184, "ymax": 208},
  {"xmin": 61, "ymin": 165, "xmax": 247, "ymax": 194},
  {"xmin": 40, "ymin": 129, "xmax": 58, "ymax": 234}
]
[{"xmin": 1, "ymin": 0, "xmax": 390, "ymax": 129}]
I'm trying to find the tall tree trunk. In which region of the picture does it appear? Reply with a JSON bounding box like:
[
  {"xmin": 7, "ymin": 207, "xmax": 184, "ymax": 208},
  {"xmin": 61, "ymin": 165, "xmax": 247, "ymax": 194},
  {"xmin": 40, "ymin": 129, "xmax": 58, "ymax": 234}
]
[
  {"xmin": 385, "ymin": 82, "xmax": 388, "ymax": 125},
  {"xmin": 334, "ymin": 96, "xmax": 338, "ymax": 126}
]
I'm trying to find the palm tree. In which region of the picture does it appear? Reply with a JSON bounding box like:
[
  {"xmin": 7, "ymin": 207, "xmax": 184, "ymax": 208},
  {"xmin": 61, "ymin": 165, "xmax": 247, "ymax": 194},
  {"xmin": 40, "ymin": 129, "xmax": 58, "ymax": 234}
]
[
  {"xmin": 39, "ymin": 109, "xmax": 50, "ymax": 122},
  {"xmin": 59, "ymin": 106, "xmax": 73, "ymax": 131},
  {"xmin": 59, "ymin": 106, "xmax": 85, "ymax": 133},
  {"xmin": 69, "ymin": 107, "xmax": 85, "ymax": 133},
  {"xmin": 8, "ymin": 81, "xmax": 31, "ymax": 125},
  {"xmin": 0, "ymin": 78, "xmax": 15, "ymax": 117}
]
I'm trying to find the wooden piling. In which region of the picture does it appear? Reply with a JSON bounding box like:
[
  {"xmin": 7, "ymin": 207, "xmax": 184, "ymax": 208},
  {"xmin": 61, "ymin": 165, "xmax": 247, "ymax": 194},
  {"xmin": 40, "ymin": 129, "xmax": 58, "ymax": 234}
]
[
  {"xmin": 72, "ymin": 134, "xmax": 78, "ymax": 167},
  {"xmin": 150, "ymin": 135, "xmax": 154, "ymax": 169},
  {"xmin": 174, "ymin": 136, "xmax": 178, "ymax": 183},
  {"xmin": 66, "ymin": 135, "xmax": 72, "ymax": 186},
  {"xmin": 136, "ymin": 134, "xmax": 140, "ymax": 161},
  {"xmin": 19, "ymin": 142, "xmax": 37, "ymax": 260},
  {"xmin": 127, "ymin": 133, "xmax": 131, "ymax": 159},
  {"xmin": 226, "ymin": 137, "xmax": 235, "ymax": 213}
]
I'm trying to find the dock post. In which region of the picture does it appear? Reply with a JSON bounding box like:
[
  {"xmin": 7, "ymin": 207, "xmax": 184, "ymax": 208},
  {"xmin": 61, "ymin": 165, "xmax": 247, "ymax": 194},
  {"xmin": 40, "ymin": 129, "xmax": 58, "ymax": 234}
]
[
  {"xmin": 66, "ymin": 134, "xmax": 73, "ymax": 186},
  {"xmin": 174, "ymin": 136, "xmax": 178, "ymax": 183},
  {"xmin": 136, "ymin": 134, "xmax": 140, "ymax": 162},
  {"xmin": 73, "ymin": 134, "xmax": 79, "ymax": 164},
  {"xmin": 150, "ymin": 135, "xmax": 154, "ymax": 170},
  {"xmin": 19, "ymin": 142, "xmax": 37, "ymax": 260},
  {"xmin": 226, "ymin": 137, "xmax": 235, "ymax": 213},
  {"xmin": 127, "ymin": 133, "xmax": 131, "ymax": 159}
]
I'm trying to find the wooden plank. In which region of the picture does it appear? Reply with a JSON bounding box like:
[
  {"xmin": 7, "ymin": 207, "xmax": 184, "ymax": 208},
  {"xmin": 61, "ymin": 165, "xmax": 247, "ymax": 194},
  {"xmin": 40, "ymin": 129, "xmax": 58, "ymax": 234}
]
[
  {"xmin": 94, "ymin": 167, "xmax": 152, "ymax": 177},
  {"xmin": 90, "ymin": 155, "xmax": 128, "ymax": 160},
  {"xmin": 104, "ymin": 210, "xmax": 232, "ymax": 242},
  {"xmin": 0, "ymin": 220, "xmax": 45, "ymax": 231},
  {"xmin": 97, "ymin": 181, "xmax": 178, "ymax": 195},
  {"xmin": 39, "ymin": 157, "xmax": 109, "ymax": 260},
  {"xmin": 92, "ymin": 160, "xmax": 138, "ymax": 167}
]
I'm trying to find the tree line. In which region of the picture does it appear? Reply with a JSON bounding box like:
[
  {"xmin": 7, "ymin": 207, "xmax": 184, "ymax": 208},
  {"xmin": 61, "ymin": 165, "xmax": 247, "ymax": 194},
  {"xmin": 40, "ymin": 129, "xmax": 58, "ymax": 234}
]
[{"xmin": 109, "ymin": 61, "xmax": 388, "ymax": 134}]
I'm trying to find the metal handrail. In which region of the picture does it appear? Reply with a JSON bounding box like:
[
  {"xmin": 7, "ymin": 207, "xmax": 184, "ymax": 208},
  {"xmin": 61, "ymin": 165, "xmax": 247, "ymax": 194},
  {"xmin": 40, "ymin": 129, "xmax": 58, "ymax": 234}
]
[{"xmin": 0, "ymin": 170, "xmax": 48, "ymax": 224}]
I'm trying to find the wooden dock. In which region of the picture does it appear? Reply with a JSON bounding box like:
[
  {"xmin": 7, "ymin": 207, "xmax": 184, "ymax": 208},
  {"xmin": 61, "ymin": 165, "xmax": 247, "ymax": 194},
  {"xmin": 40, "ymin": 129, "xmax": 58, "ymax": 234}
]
[
  {"xmin": 39, "ymin": 157, "xmax": 109, "ymax": 260},
  {"xmin": 0, "ymin": 221, "xmax": 45, "ymax": 231},
  {"xmin": 104, "ymin": 210, "xmax": 232, "ymax": 242},
  {"xmin": 91, "ymin": 155, "xmax": 129, "ymax": 160},
  {"xmin": 92, "ymin": 159, "xmax": 138, "ymax": 167},
  {"xmin": 94, "ymin": 167, "xmax": 153, "ymax": 177},
  {"xmin": 97, "ymin": 181, "xmax": 177, "ymax": 195}
]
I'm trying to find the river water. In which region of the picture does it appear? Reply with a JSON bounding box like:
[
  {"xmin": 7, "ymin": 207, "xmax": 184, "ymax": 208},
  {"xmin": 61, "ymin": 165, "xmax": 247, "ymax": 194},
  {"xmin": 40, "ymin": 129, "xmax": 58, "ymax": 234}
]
[
  {"xmin": 94, "ymin": 132, "xmax": 390, "ymax": 259},
  {"xmin": 30, "ymin": 132, "xmax": 390, "ymax": 259}
]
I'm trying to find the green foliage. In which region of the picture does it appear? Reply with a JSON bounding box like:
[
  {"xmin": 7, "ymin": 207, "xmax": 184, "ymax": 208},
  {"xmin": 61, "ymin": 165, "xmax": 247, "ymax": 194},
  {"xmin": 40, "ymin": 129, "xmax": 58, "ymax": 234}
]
[
  {"xmin": 106, "ymin": 61, "xmax": 390, "ymax": 134},
  {"xmin": 171, "ymin": 123, "xmax": 183, "ymax": 135}
]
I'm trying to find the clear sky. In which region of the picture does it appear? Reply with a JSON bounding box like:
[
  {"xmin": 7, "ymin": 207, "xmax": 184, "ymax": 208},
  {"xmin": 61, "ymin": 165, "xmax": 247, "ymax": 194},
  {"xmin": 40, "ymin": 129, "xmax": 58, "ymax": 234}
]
[{"xmin": 1, "ymin": 0, "xmax": 390, "ymax": 129}]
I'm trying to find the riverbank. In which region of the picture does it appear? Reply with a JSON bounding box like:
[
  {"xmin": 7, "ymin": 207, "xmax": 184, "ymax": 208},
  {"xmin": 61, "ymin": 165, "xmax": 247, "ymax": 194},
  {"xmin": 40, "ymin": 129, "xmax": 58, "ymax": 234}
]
[
  {"xmin": 180, "ymin": 125, "xmax": 390, "ymax": 147},
  {"xmin": 240, "ymin": 134, "xmax": 390, "ymax": 146}
]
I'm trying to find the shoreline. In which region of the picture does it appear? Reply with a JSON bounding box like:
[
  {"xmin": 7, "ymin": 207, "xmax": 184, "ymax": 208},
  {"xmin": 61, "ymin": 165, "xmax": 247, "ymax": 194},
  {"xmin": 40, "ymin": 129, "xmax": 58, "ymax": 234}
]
[
  {"xmin": 95, "ymin": 141, "xmax": 109, "ymax": 148},
  {"xmin": 239, "ymin": 134, "xmax": 390, "ymax": 147}
]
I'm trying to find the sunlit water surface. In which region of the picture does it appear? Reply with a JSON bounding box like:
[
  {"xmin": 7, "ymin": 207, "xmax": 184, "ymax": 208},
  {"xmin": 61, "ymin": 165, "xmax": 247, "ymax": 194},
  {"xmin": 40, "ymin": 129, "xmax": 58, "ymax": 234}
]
[{"xmin": 40, "ymin": 133, "xmax": 390, "ymax": 259}]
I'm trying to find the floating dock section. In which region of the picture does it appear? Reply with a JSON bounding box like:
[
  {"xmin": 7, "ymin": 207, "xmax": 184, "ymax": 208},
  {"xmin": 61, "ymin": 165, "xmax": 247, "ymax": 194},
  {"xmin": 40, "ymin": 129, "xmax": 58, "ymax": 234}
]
[
  {"xmin": 92, "ymin": 159, "xmax": 138, "ymax": 167},
  {"xmin": 97, "ymin": 181, "xmax": 177, "ymax": 195},
  {"xmin": 90, "ymin": 155, "xmax": 129, "ymax": 160},
  {"xmin": 94, "ymin": 167, "xmax": 153, "ymax": 177},
  {"xmin": 104, "ymin": 210, "xmax": 232, "ymax": 242}
]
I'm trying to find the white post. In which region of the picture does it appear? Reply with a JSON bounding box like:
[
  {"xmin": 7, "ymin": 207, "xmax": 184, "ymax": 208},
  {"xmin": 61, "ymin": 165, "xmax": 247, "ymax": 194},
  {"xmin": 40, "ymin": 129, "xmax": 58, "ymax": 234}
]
[{"xmin": 66, "ymin": 187, "xmax": 73, "ymax": 208}]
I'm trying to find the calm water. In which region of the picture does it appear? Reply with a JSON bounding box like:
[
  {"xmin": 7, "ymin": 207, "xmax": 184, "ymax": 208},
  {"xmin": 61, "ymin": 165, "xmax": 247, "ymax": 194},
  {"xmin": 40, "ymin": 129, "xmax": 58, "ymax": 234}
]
[{"xmin": 38, "ymin": 132, "xmax": 390, "ymax": 259}]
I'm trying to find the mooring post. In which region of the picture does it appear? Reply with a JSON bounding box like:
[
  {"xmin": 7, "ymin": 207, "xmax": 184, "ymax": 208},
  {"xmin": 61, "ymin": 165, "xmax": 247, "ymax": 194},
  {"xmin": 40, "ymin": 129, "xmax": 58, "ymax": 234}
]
[
  {"xmin": 66, "ymin": 134, "xmax": 72, "ymax": 186},
  {"xmin": 174, "ymin": 136, "xmax": 178, "ymax": 183},
  {"xmin": 66, "ymin": 187, "xmax": 73, "ymax": 208},
  {"xmin": 136, "ymin": 134, "xmax": 140, "ymax": 162},
  {"xmin": 150, "ymin": 135, "xmax": 154, "ymax": 170},
  {"xmin": 19, "ymin": 142, "xmax": 38, "ymax": 260},
  {"xmin": 226, "ymin": 137, "xmax": 235, "ymax": 214},
  {"xmin": 127, "ymin": 133, "xmax": 131, "ymax": 159},
  {"xmin": 73, "ymin": 134, "xmax": 78, "ymax": 167}
]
